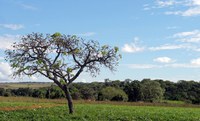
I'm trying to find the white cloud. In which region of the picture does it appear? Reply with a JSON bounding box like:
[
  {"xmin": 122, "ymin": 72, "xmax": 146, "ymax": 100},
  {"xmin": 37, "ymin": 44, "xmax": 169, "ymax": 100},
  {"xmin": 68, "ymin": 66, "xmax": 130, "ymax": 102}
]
[
  {"xmin": 0, "ymin": 62, "xmax": 12, "ymax": 82},
  {"xmin": 154, "ymin": 57, "xmax": 175, "ymax": 63},
  {"xmin": 0, "ymin": 62, "xmax": 12, "ymax": 76},
  {"xmin": 181, "ymin": 7, "xmax": 200, "ymax": 16},
  {"xmin": 166, "ymin": 7, "xmax": 200, "ymax": 16},
  {"xmin": 20, "ymin": 4, "xmax": 38, "ymax": 10},
  {"xmin": 0, "ymin": 34, "xmax": 20, "ymax": 50},
  {"xmin": 149, "ymin": 44, "xmax": 186, "ymax": 51},
  {"xmin": 122, "ymin": 43, "xmax": 144, "ymax": 53},
  {"xmin": 0, "ymin": 24, "xmax": 24, "ymax": 30},
  {"xmin": 133, "ymin": 37, "xmax": 140, "ymax": 42},
  {"xmin": 173, "ymin": 30, "xmax": 200, "ymax": 43},
  {"xmin": 166, "ymin": 26, "xmax": 178, "ymax": 30},
  {"xmin": 156, "ymin": 0, "xmax": 177, "ymax": 7},
  {"xmin": 76, "ymin": 32, "xmax": 96, "ymax": 37},
  {"xmin": 155, "ymin": 0, "xmax": 200, "ymax": 16},
  {"xmin": 191, "ymin": 0, "xmax": 200, "ymax": 6},
  {"xmin": 0, "ymin": 57, "xmax": 4, "ymax": 61},
  {"xmin": 30, "ymin": 76, "xmax": 38, "ymax": 81},
  {"xmin": 191, "ymin": 58, "xmax": 200, "ymax": 65},
  {"xmin": 127, "ymin": 62, "xmax": 200, "ymax": 69},
  {"xmin": 166, "ymin": 63, "xmax": 199, "ymax": 68},
  {"xmin": 174, "ymin": 30, "xmax": 199, "ymax": 37},
  {"xmin": 122, "ymin": 38, "xmax": 145, "ymax": 53},
  {"xmin": 129, "ymin": 64, "xmax": 161, "ymax": 69}
]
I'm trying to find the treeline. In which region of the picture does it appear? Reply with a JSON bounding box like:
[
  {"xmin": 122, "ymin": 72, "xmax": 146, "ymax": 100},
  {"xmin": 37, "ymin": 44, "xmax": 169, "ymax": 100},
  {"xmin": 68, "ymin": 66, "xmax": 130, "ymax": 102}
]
[{"xmin": 0, "ymin": 79, "xmax": 200, "ymax": 104}]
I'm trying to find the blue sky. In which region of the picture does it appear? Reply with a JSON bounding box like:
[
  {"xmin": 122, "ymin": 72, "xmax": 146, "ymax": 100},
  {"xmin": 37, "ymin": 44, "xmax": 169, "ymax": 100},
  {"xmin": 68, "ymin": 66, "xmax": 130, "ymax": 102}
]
[{"xmin": 1, "ymin": 0, "xmax": 200, "ymax": 82}]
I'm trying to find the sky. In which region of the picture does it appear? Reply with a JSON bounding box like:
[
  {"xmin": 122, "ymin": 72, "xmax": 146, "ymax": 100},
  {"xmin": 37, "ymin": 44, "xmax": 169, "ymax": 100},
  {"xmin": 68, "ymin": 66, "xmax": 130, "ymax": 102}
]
[{"xmin": 1, "ymin": 0, "xmax": 200, "ymax": 82}]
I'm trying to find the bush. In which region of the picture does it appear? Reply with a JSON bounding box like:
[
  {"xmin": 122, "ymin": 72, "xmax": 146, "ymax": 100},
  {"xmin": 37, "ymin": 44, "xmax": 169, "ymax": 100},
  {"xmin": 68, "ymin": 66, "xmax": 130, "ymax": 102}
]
[
  {"xmin": 99, "ymin": 87, "xmax": 128, "ymax": 101},
  {"xmin": 79, "ymin": 86, "xmax": 95, "ymax": 100},
  {"xmin": 0, "ymin": 88, "xmax": 5, "ymax": 96}
]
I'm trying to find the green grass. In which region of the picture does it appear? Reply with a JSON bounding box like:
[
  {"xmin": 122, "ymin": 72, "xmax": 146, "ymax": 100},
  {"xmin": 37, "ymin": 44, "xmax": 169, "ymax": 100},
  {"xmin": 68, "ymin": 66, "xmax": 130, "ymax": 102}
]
[{"xmin": 0, "ymin": 97, "xmax": 200, "ymax": 121}]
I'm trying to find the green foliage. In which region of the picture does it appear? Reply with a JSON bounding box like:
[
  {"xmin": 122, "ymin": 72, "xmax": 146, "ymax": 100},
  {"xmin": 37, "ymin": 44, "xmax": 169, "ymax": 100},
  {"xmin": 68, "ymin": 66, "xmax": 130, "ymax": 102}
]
[
  {"xmin": 79, "ymin": 86, "xmax": 95, "ymax": 100},
  {"xmin": 114, "ymin": 46, "xmax": 119, "ymax": 53},
  {"xmin": 59, "ymin": 79, "xmax": 66, "ymax": 85},
  {"xmin": 1, "ymin": 79, "xmax": 200, "ymax": 104},
  {"xmin": 140, "ymin": 80, "xmax": 164, "ymax": 102},
  {"xmin": 99, "ymin": 87, "xmax": 128, "ymax": 101},
  {"xmin": 36, "ymin": 59, "xmax": 43, "ymax": 65},
  {"xmin": 67, "ymin": 68, "xmax": 72, "ymax": 73},
  {"xmin": 123, "ymin": 80, "xmax": 141, "ymax": 101},
  {"xmin": 46, "ymin": 86, "xmax": 64, "ymax": 99},
  {"xmin": 51, "ymin": 32, "xmax": 61, "ymax": 38},
  {"xmin": 0, "ymin": 88, "xmax": 5, "ymax": 96},
  {"xmin": 69, "ymin": 86, "xmax": 81, "ymax": 100}
]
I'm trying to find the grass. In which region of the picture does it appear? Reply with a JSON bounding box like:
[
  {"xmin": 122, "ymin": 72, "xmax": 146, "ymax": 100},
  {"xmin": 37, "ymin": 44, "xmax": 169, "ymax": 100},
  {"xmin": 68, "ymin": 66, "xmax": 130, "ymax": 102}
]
[{"xmin": 0, "ymin": 97, "xmax": 200, "ymax": 121}]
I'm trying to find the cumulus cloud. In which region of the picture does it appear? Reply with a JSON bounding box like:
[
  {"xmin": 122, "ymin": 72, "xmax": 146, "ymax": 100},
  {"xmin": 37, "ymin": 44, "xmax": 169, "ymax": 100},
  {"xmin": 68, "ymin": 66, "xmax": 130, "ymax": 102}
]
[
  {"xmin": 192, "ymin": 0, "xmax": 200, "ymax": 6},
  {"xmin": 155, "ymin": 0, "xmax": 200, "ymax": 16},
  {"xmin": 122, "ymin": 37, "xmax": 145, "ymax": 53},
  {"xmin": 0, "ymin": 34, "xmax": 20, "ymax": 50},
  {"xmin": 149, "ymin": 44, "xmax": 186, "ymax": 51},
  {"xmin": 191, "ymin": 58, "xmax": 200, "ymax": 65},
  {"xmin": 76, "ymin": 32, "xmax": 96, "ymax": 37},
  {"xmin": 20, "ymin": 4, "xmax": 38, "ymax": 10},
  {"xmin": 126, "ymin": 57, "xmax": 200, "ymax": 69},
  {"xmin": 165, "ymin": 7, "xmax": 200, "ymax": 16},
  {"xmin": 127, "ymin": 62, "xmax": 200, "ymax": 69},
  {"xmin": 173, "ymin": 30, "xmax": 200, "ymax": 43},
  {"xmin": 0, "ymin": 24, "xmax": 24, "ymax": 30},
  {"xmin": 0, "ymin": 62, "xmax": 12, "ymax": 82},
  {"xmin": 154, "ymin": 57, "xmax": 175, "ymax": 63},
  {"xmin": 129, "ymin": 64, "xmax": 161, "ymax": 69},
  {"xmin": 156, "ymin": 0, "xmax": 177, "ymax": 7},
  {"xmin": 122, "ymin": 44, "xmax": 144, "ymax": 53}
]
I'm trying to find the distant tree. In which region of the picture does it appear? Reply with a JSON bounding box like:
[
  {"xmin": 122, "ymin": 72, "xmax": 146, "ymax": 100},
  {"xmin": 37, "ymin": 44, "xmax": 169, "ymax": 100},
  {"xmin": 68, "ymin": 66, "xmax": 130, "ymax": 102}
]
[
  {"xmin": 0, "ymin": 88, "xmax": 5, "ymax": 96},
  {"xmin": 11, "ymin": 88, "xmax": 33, "ymax": 96},
  {"xmin": 80, "ymin": 86, "xmax": 95, "ymax": 100},
  {"xmin": 5, "ymin": 32, "xmax": 121, "ymax": 114},
  {"xmin": 162, "ymin": 81, "xmax": 177, "ymax": 100},
  {"xmin": 176, "ymin": 80, "xmax": 200, "ymax": 103},
  {"xmin": 124, "ymin": 80, "xmax": 141, "ymax": 101},
  {"xmin": 32, "ymin": 88, "xmax": 46, "ymax": 98},
  {"xmin": 99, "ymin": 87, "xmax": 128, "ymax": 101},
  {"xmin": 140, "ymin": 80, "xmax": 164, "ymax": 102},
  {"xmin": 47, "ymin": 86, "xmax": 64, "ymax": 99},
  {"xmin": 69, "ymin": 86, "xmax": 81, "ymax": 100}
]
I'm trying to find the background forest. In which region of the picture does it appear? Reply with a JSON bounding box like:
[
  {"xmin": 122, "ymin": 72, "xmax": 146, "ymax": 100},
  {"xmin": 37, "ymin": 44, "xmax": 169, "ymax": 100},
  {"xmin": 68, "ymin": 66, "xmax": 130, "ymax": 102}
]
[{"xmin": 0, "ymin": 79, "xmax": 199, "ymax": 104}]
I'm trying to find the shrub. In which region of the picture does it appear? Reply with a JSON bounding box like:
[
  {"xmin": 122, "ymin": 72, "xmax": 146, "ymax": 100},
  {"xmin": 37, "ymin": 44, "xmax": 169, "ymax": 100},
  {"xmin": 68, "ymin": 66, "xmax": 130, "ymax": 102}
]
[{"xmin": 99, "ymin": 87, "xmax": 128, "ymax": 101}]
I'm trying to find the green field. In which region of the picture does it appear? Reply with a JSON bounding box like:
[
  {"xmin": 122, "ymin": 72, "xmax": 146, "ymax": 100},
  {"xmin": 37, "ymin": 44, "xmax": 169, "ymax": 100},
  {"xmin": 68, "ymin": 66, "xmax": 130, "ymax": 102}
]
[{"xmin": 0, "ymin": 97, "xmax": 200, "ymax": 121}]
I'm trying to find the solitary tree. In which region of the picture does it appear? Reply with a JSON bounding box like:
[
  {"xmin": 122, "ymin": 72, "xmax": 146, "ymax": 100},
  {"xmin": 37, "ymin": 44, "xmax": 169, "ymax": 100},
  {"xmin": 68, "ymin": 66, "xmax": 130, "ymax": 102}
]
[{"xmin": 5, "ymin": 32, "xmax": 121, "ymax": 114}]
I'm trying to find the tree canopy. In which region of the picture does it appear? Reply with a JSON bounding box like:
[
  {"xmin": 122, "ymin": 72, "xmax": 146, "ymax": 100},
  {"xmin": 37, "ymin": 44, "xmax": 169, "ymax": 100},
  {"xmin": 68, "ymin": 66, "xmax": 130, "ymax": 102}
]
[{"xmin": 5, "ymin": 32, "xmax": 121, "ymax": 114}]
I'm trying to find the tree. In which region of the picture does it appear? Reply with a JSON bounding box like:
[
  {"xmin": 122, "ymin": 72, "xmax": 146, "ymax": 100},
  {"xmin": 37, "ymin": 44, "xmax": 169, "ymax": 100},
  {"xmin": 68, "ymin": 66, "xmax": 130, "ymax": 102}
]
[
  {"xmin": 5, "ymin": 32, "xmax": 121, "ymax": 114},
  {"xmin": 124, "ymin": 80, "xmax": 141, "ymax": 101},
  {"xmin": 98, "ymin": 87, "xmax": 128, "ymax": 101},
  {"xmin": 140, "ymin": 80, "xmax": 164, "ymax": 102}
]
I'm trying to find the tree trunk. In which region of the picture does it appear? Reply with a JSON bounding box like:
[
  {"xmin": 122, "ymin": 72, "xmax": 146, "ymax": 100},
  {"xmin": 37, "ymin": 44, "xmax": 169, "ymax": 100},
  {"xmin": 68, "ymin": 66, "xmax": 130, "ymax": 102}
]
[{"xmin": 63, "ymin": 86, "xmax": 74, "ymax": 114}]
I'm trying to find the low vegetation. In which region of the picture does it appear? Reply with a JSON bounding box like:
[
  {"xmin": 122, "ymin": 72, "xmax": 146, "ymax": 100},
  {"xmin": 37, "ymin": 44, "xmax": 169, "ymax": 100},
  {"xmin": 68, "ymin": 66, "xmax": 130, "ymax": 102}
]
[
  {"xmin": 0, "ymin": 97, "xmax": 199, "ymax": 121},
  {"xmin": 0, "ymin": 79, "xmax": 199, "ymax": 104}
]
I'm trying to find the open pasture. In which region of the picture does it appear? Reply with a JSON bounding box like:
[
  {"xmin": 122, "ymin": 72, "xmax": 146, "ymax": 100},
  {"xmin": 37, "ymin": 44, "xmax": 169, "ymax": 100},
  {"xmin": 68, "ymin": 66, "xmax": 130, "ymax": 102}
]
[{"xmin": 0, "ymin": 97, "xmax": 199, "ymax": 121}]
